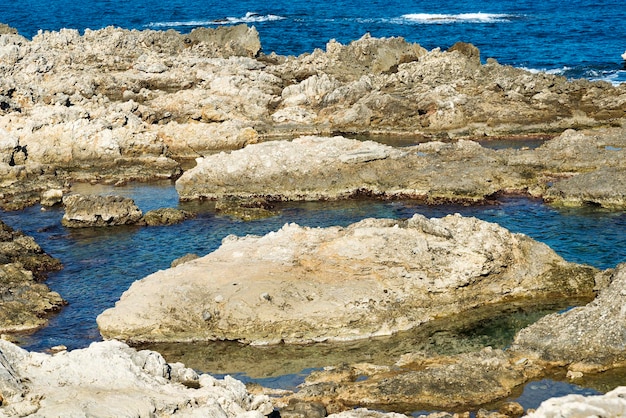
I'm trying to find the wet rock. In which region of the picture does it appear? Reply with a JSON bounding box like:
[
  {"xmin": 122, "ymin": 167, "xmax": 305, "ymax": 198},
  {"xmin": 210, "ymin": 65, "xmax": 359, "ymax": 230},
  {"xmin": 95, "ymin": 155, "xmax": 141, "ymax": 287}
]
[
  {"xmin": 170, "ymin": 253, "xmax": 200, "ymax": 268},
  {"xmin": 511, "ymin": 263, "xmax": 626, "ymax": 373},
  {"xmin": 97, "ymin": 214, "xmax": 597, "ymax": 345},
  {"xmin": 215, "ymin": 196, "xmax": 279, "ymax": 221},
  {"xmin": 0, "ymin": 339, "xmax": 273, "ymax": 417},
  {"xmin": 61, "ymin": 194, "xmax": 143, "ymax": 227},
  {"xmin": 140, "ymin": 207, "xmax": 195, "ymax": 226},
  {"xmin": 0, "ymin": 220, "xmax": 64, "ymax": 333},
  {"xmin": 0, "ymin": 24, "xmax": 18, "ymax": 35},
  {"xmin": 0, "ymin": 263, "xmax": 65, "ymax": 333},
  {"xmin": 292, "ymin": 348, "xmax": 542, "ymax": 412},
  {"xmin": 280, "ymin": 398, "xmax": 327, "ymax": 418},
  {"xmin": 0, "ymin": 220, "xmax": 62, "ymax": 278}
]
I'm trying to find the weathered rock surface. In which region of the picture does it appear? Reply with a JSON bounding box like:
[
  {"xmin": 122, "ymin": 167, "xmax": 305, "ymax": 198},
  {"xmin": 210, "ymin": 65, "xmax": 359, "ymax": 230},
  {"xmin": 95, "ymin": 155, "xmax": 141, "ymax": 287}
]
[
  {"xmin": 215, "ymin": 196, "xmax": 279, "ymax": 221},
  {"xmin": 287, "ymin": 348, "xmax": 543, "ymax": 413},
  {"xmin": 61, "ymin": 194, "xmax": 143, "ymax": 227},
  {"xmin": 526, "ymin": 386, "xmax": 626, "ymax": 418},
  {"xmin": 0, "ymin": 220, "xmax": 64, "ymax": 333},
  {"xmin": 177, "ymin": 128, "xmax": 626, "ymax": 208},
  {"xmin": 176, "ymin": 135, "xmax": 519, "ymax": 203},
  {"xmin": 511, "ymin": 263, "xmax": 626, "ymax": 373},
  {"xmin": 0, "ymin": 339, "xmax": 273, "ymax": 417},
  {"xmin": 141, "ymin": 207, "xmax": 195, "ymax": 226},
  {"xmin": 97, "ymin": 214, "xmax": 598, "ymax": 345},
  {"xmin": 1, "ymin": 27, "xmax": 625, "ymax": 209}
]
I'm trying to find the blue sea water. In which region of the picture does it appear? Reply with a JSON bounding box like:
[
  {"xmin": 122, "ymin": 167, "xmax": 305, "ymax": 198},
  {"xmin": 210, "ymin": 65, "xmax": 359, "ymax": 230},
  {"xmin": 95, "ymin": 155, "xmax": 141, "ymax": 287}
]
[{"xmin": 2, "ymin": 0, "xmax": 625, "ymax": 83}]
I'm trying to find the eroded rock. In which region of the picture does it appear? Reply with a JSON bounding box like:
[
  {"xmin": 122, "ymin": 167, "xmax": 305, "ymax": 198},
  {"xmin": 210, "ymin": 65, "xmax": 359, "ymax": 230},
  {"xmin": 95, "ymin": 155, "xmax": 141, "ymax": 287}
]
[
  {"xmin": 141, "ymin": 207, "xmax": 195, "ymax": 226},
  {"xmin": 97, "ymin": 214, "xmax": 598, "ymax": 345},
  {"xmin": 0, "ymin": 339, "xmax": 273, "ymax": 417},
  {"xmin": 0, "ymin": 220, "xmax": 64, "ymax": 333},
  {"xmin": 61, "ymin": 194, "xmax": 143, "ymax": 227},
  {"xmin": 511, "ymin": 263, "xmax": 626, "ymax": 373}
]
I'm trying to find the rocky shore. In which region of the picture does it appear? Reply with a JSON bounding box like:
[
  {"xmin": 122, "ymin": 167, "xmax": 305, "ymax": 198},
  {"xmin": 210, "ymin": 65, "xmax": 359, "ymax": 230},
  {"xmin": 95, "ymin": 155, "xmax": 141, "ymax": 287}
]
[
  {"xmin": 0, "ymin": 221, "xmax": 63, "ymax": 334},
  {"xmin": 1, "ymin": 22, "xmax": 626, "ymax": 417},
  {"xmin": 0, "ymin": 24, "xmax": 625, "ymax": 209}
]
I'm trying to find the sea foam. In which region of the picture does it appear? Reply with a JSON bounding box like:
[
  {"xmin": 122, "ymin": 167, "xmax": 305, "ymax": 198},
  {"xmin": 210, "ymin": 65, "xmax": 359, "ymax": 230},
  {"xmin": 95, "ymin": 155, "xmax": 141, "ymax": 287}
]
[
  {"xmin": 400, "ymin": 12, "xmax": 515, "ymax": 24},
  {"xmin": 147, "ymin": 12, "xmax": 286, "ymax": 29}
]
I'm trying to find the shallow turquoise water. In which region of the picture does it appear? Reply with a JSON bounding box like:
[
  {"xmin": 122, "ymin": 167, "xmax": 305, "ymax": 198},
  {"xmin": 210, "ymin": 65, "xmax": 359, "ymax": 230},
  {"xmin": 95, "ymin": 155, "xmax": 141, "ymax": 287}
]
[
  {"xmin": 1, "ymin": 181, "xmax": 624, "ymax": 351},
  {"xmin": 1, "ymin": 182, "xmax": 625, "ymax": 411}
]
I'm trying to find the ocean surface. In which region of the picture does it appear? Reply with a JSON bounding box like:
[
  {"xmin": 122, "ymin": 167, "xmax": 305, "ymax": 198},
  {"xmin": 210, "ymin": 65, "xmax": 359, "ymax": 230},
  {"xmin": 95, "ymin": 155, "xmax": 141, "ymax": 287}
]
[{"xmin": 2, "ymin": 0, "xmax": 626, "ymax": 84}]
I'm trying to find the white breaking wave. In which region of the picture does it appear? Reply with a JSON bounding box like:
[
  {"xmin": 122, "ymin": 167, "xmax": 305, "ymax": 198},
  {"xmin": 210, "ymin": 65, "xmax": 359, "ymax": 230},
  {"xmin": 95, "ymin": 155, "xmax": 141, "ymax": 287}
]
[
  {"xmin": 400, "ymin": 12, "xmax": 515, "ymax": 24},
  {"xmin": 147, "ymin": 12, "xmax": 286, "ymax": 28},
  {"xmin": 521, "ymin": 67, "xmax": 626, "ymax": 86}
]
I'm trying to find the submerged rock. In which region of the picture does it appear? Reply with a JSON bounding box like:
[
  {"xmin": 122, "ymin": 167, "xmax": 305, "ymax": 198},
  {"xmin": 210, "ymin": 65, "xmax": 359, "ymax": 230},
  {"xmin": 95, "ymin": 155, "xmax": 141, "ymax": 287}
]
[
  {"xmin": 289, "ymin": 348, "xmax": 543, "ymax": 412},
  {"xmin": 140, "ymin": 207, "xmax": 196, "ymax": 226},
  {"xmin": 0, "ymin": 339, "xmax": 273, "ymax": 417},
  {"xmin": 97, "ymin": 214, "xmax": 598, "ymax": 345},
  {"xmin": 215, "ymin": 196, "xmax": 279, "ymax": 221},
  {"xmin": 61, "ymin": 194, "xmax": 143, "ymax": 228}
]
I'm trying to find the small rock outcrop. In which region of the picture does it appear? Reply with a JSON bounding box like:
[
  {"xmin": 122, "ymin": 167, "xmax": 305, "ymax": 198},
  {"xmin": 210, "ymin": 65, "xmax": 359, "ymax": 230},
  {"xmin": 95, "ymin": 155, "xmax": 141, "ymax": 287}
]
[
  {"xmin": 97, "ymin": 214, "xmax": 598, "ymax": 345},
  {"xmin": 215, "ymin": 196, "xmax": 279, "ymax": 221},
  {"xmin": 141, "ymin": 207, "xmax": 195, "ymax": 226},
  {"xmin": 61, "ymin": 194, "xmax": 143, "ymax": 228},
  {"xmin": 512, "ymin": 263, "xmax": 626, "ymax": 373},
  {"xmin": 0, "ymin": 220, "xmax": 64, "ymax": 333},
  {"xmin": 0, "ymin": 339, "xmax": 273, "ymax": 417}
]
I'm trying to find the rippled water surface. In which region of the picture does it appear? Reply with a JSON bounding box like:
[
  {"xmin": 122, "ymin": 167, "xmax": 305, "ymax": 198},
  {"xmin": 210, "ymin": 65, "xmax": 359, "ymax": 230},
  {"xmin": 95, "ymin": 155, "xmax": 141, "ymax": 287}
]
[{"xmin": 1, "ymin": 182, "xmax": 625, "ymax": 411}]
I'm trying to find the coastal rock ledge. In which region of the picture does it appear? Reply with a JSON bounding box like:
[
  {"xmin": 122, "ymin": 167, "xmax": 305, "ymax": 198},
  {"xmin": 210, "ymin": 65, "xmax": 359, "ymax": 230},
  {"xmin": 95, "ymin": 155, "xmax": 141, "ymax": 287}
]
[
  {"xmin": 97, "ymin": 214, "xmax": 598, "ymax": 345},
  {"xmin": 0, "ymin": 339, "xmax": 273, "ymax": 417}
]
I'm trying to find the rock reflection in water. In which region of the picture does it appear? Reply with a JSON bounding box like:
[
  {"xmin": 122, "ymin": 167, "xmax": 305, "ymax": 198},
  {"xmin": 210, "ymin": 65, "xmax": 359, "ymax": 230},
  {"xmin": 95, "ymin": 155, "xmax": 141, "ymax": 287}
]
[{"xmin": 139, "ymin": 300, "xmax": 582, "ymax": 382}]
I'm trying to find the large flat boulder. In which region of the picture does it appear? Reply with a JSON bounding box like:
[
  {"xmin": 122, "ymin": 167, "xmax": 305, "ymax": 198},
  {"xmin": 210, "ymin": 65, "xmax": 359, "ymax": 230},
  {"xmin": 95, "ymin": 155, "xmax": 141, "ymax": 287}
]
[
  {"xmin": 175, "ymin": 136, "xmax": 519, "ymax": 204},
  {"xmin": 0, "ymin": 339, "xmax": 272, "ymax": 417},
  {"xmin": 97, "ymin": 214, "xmax": 598, "ymax": 345}
]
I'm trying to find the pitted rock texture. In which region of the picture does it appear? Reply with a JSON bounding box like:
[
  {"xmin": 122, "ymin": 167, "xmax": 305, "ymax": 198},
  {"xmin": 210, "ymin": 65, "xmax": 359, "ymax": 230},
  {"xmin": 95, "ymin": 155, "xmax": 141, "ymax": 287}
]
[
  {"xmin": 61, "ymin": 194, "xmax": 143, "ymax": 227},
  {"xmin": 0, "ymin": 339, "xmax": 273, "ymax": 417},
  {"xmin": 97, "ymin": 214, "xmax": 598, "ymax": 345}
]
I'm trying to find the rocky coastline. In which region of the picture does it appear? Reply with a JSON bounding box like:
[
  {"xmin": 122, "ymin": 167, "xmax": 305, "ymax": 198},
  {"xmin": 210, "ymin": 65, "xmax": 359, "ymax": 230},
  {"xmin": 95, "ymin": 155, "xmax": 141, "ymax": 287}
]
[{"xmin": 1, "ymin": 22, "xmax": 626, "ymax": 417}]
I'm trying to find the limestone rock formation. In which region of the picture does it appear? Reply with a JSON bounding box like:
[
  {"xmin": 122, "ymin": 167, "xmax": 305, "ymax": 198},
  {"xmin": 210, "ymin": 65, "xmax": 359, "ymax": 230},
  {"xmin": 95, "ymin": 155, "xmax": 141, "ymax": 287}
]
[
  {"xmin": 141, "ymin": 207, "xmax": 195, "ymax": 226},
  {"xmin": 289, "ymin": 348, "xmax": 543, "ymax": 413},
  {"xmin": 97, "ymin": 214, "xmax": 598, "ymax": 345},
  {"xmin": 0, "ymin": 339, "xmax": 273, "ymax": 417},
  {"xmin": 0, "ymin": 220, "xmax": 64, "ymax": 333},
  {"xmin": 61, "ymin": 194, "xmax": 143, "ymax": 227},
  {"xmin": 511, "ymin": 263, "xmax": 626, "ymax": 373},
  {"xmin": 1, "ymin": 26, "xmax": 626, "ymax": 209},
  {"xmin": 526, "ymin": 386, "xmax": 626, "ymax": 418},
  {"xmin": 177, "ymin": 129, "xmax": 626, "ymax": 209},
  {"xmin": 176, "ymin": 135, "xmax": 514, "ymax": 204}
]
